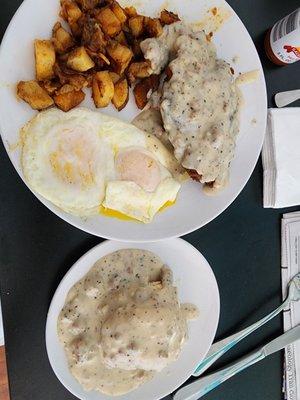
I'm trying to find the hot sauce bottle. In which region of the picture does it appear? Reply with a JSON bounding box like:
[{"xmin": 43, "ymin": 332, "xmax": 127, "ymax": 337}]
[{"xmin": 265, "ymin": 8, "xmax": 300, "ymax": 66}]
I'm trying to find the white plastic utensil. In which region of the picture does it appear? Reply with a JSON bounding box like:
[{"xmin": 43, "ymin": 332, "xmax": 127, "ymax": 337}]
[
  {"xmin": 193, "ymin": 272, "xmax": 300, "ymax": 377},
  {"xmin": 275, "ymin": 89, "xmax": 300, "ymax": 108},
  {"xmin": 174, "ymin": 325, "xmax": 300, "ymax": 400}
]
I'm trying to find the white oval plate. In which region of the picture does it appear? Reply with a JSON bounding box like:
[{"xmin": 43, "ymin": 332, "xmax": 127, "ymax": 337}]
[
  {"xmin": 0, "ymin": 0, "xmax": 267, "ymax": 241},
  {"xmin": 46, "ymin": 238, "xmax": 220, "ymax": 400}
]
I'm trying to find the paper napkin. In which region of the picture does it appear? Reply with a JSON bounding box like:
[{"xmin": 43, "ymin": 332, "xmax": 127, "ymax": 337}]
[{"xmin": 262, "ymin": 108, "xmax": 300, "ymax": 208}]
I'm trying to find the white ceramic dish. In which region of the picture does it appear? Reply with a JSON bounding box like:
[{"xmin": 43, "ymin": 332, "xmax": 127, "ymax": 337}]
[
  {"xmin": 0, "ymin": 0, "xmax": 267, "ymax": 241},
  {"xmin": 45, "ymin": 238, "xmax": 220, "ymax": 400}
]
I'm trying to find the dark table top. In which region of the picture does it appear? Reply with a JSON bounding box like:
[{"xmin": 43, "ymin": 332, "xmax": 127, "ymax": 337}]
[{"xmin": 1, "ymin": 1, "xmax": 300, "ymax": 399}]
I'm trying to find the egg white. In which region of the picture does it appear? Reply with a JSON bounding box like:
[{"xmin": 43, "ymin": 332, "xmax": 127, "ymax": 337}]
[{"xmin": 21, "ymin": 108, "xmax": 187, "ymax": 222}]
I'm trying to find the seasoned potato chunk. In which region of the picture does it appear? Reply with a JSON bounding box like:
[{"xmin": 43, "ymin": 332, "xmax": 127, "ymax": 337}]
[
  {"xmin": 54, "ymin": 87, "xmax": 85, "ymax": 111},
  {"xmin": 17, "ymin": 81, "xmax": 54, "ymax": 110},
  {"xmin": 95, "ymin": 7, "xmax": 122, "ymax": 36},
  {"xmin": 133, "ymin": 75, "xmax": 159, "ymax": 109},
  {"xmin": 160, "ymin": 9, "xmax": 180, "ymax": 25},
  {"xmin": 35, "ymin": 40, "xmax": 56, "ymax": 81},
  {"xmin": 52, "ymin": 22, "xmax": 75, "ymax": 53},
  {"xmin": 112, "ymin": 78, "xmax": 129, "ymax": 110},
  {"xmin": 110, "ymin": 2, "xmax": 127, "ymax": 24},
  {"xmin": 146, "ymin": 18, "xmax": 163, "ymax": 37},
  {"xmin": 107, "ymin": 42, "xmax": 133, "ymax": 75},
  {"xmin": 76, "ymin": 0, "xmax": 99, "ymax": 10},
  {"xmin": 109, "ymin": 71, "xmax": 120, "ymax": 84},
  {"xmin": 128, "ymin": 61, "xmax": 151, "ymax": 83},
  {"xmin": 60, "ymin": 0, "xmax": 82, "ymax": 24},
  {"xmin": 42, "ymin": 79, "xmax": 61, "ymax": 95},
  {"xmin": 114, "ymin": 31, "xmax": 128, "ymax": 46},
  {"xmin": 92, "ymin": 71, "xmax": 114, "ymax": 107},
  {"xmin": 53, "ymin": 63, "xmax": 89, "ymax": 89},
  {"xmin": 128, "ymin": 16, "xmax": 144, "ymax": 37},
  {"xmin": 67, "ymin": 46, "xmax": 95, "ymax": 71},
  {"xmin": 81, "ymin": 16, "xmax": 107, "ymax": 52},
  {"xmin": 124, "ymin": 6, "xmax": 137, "ymax": 18}
]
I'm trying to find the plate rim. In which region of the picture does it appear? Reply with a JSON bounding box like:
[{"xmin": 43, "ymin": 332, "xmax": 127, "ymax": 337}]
[{"xmin": 45, "ymin": 238, "xmax": 220, "ymax": 400}]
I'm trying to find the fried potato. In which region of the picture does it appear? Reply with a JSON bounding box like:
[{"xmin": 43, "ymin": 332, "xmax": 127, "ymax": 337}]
[
  {"xmin": 35, "ymin": 40, "xmax": 56, "ymax": 81},
  {"xmin": 54, "ymin": 88, "xmax": 85, "ymax": 111},
  {"xmin": 92, "ymin": 71, "xmax": 114, "ymax": 107},
  {"xmin": 128, "ymin": 61, "xmax": 151, "ymax": 83},
  {"xmin": 76, "ymin": 0, "xmax": 100, "ymax": 10},
  {"xmin": 60, "ymin": 0, "xmax": 82, "ymax": 24},
  {"xmin": 110, "ymin": 2, "xmax": 127, "ymax": 24},
  {"xmin": 131, "ymin": 39, "xmax": 143, "ymax": 59},
  {"xmin": 107, "ymin": 42, "xmax": 133, "ymax": 75},
  {"xmin": 41, "ymin": 79, "xmax": 62, "ymax": 95},
  {"xmin": 109, "ymin": 71, "xmax": 120, "ymax": 84},
  {"xmin": 146, "ymin": 18, "xmax": 163, "ymax": 37},
  {"xmin": 95, "ymin": 7, "xmax": 122, "ymax": 36},
  {"xmin": 67, "ymin": 46, "xmax": 95, "ymax": 71},
  {"xmin": 54, "ymin": 63, "xmax": 89, "ymax": 89},
  {"xmin": 81, "ymin": 16, "xmax": 107, "ymax": 52},
  {"xmin": 114, "ymin": 31, "xmax": 128, "ymax": 46},
  {"xmin": 128, "ymin": 15, "xmax": 144, "ymax": 37},
  {"xmin": 112, "ymin": 78, "xmax": 129, "ymax": 110},
  {"xmin": 124, "ymin": 6, "xmax": 137, "ymax": 17},
  {"xmin": 133, "ymin": 74, "xmax": 159, "ymax": 109},
  {"xmin": 52, "ymin": 22, "xmax": 75, "ymax": 54},
  {"xmin": 17, "ymin": 81, "xmax": 54, "ymax": 110},
  {"xmin": 160, "ymin": 9, "xmax": 180, "ymax": 25}
]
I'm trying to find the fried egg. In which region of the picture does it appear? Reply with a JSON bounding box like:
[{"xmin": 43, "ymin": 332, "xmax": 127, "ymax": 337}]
[{"xmin": 21, "ymin": 108, "xmax": 187, "ymax": 223}]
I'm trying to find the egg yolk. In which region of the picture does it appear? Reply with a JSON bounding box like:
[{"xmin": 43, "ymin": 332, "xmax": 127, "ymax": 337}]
[
  {"xmin": 99, "ymin": 201, "xmax": 175, "ymax": 222},
  {"xmin": 115, "ymin": 150, "xmax": 161, "ymax": 192}
]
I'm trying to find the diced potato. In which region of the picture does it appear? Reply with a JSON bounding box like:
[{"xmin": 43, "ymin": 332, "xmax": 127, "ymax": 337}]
[
  {"xmin": 17, "ymin": 80, "xmax": 54, "ymax": 110},
  {"xmin": 128, "ymin": 15, "xmax": 144, "ymax": 37},
  {"xmin": 53, "ymin": 63, "xmax": 89, "ymax": 89},
  {"xmin": 42, "ymin": 79, "xmax": 61, "ymax": 95},
  {"xmin": 54, "ymin": 88, "xmax": 85, "ymax": 111},
  {"xmin": 95, "ymin": 7, "xmax": 122, "ymax": 37},
  {"xmin": 82, "ymin": 16, "xmax": 107, "ymax": 52},
  {"xmin": 60, "ymin": 0, "xmax": 82, "ymax": 24},
  {"xmin": 35, "ymin": 40, "xmax": 56, "ymax": 81},
  {"xmin": 69, "ymin": 21, "xmax": 82, "ymax": 38},
  {"xmin": 112, "ymin": 78, "xmax": 129, "ymax": 110},
  {"xmin": 133, "ymin": 75, "xmax": 159, "ymax": 109},
  {"xmin": 110, "ymin": 2, "xmax": 127, "ymax": 24},
  {"xmin": 128, "ymin": 61, "xmax": 151, "ymax": 83},
  {"xmin": 107, "ymin": 42, "xmax": 133, "ymax": 75},
  {"xmin": 52, "ymin": 22, "xmax": 75, "ymax": 53},
  {"xmin": 109, "ymin": 71, "xmax": 120, "ymax": 84},
  {"xmin": 160, "ymin": 9, "xmax": 180, "ymax": 25},
  {"xmin": 76, "ymin": 0, "xmax": 99, "ymax": 10},
  {"xmin": 92, "ymin": 71, "xmax": 114, "ymax": 107},
  {"xmin": 131, "ymin": 39, "xmax": 143, "ymax": 59},
  {"xmin": 55, "ymin": 83, "xmax": 76, "ymax": 95},
  {"xmin": 124, "ymin": 6, "xmax": 137, "ymax": 17},
  {"xmin": 67, "ymin": 46, "xmax": 95, "ymax": 71},
  {"xmin": 114, "ymin": 31, "xmax": 128, "ymax": 46},
  {"xmin": 146, "ymin": 18, "xmax": 163, "ymax": 37}
]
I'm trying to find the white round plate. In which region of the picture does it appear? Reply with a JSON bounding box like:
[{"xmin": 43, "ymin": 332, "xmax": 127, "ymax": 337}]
[
  {"xmin": 0, "ymin": 0, "xmax": 267, "ymax": 241},
  {"xmin": 46, "ymin": 238, "xmax": 220, "ymax": 400}
]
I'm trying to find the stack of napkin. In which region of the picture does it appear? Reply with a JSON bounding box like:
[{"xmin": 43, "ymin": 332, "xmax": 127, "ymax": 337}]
[
  {"xmin": 282, "ymin": 212, "xmax": 300, "ymax": 400},
  {"xmin": 262, "ymin": 108, "xmax": 300, "ymax": 208}
]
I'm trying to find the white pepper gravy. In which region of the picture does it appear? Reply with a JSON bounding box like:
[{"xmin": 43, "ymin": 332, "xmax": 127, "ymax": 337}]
[
  {"xmin": 58, "ymin": 249, "xmax": 198, "ymax": 396},
  {"xmin": 141, "ymin": 23, "xmax": 241, "ymax": 192}
]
